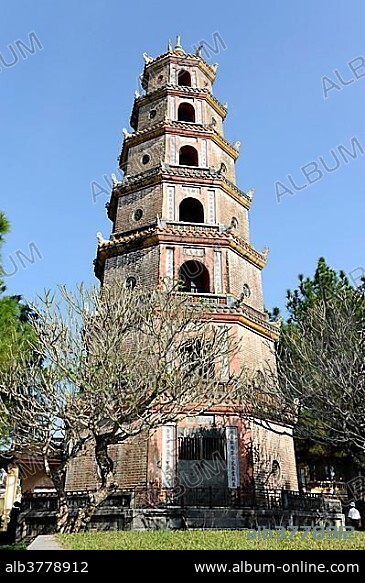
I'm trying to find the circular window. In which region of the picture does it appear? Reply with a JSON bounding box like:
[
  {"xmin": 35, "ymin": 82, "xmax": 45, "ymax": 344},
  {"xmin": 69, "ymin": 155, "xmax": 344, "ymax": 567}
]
[
  {"xmin": 126, "ymin": 276, "xmax": 137, "ymax": 289},
  {"xmin": 133, "ymin": 208, "xmax": 143, "ymax": 221},
  {"xmin": 242, "ymin": 284, "xmax": 251, "ymax": 298},
  {"xmin": 149, "ymin": 109, "xmax": 157, "ymax": 119},
  {"xmin": 142, "ymin": 154, "xmax": 150, "ymax": 165}
]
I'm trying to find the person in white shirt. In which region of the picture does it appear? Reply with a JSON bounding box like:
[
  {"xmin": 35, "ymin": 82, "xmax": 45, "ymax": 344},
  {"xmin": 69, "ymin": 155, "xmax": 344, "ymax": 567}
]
[{"xmin": 348, "ymin": 502, "xmax": 361, "ymax": 530}]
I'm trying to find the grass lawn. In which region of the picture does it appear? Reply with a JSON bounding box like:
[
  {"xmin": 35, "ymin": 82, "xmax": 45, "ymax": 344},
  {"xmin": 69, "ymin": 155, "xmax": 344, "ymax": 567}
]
[
  {"xmin": 0, "ymin": 543, "xmax": 27, "ymax": 551},
  {"xmin": 59, "ymin": 530, "xmax": 365, "ymax": 551}
]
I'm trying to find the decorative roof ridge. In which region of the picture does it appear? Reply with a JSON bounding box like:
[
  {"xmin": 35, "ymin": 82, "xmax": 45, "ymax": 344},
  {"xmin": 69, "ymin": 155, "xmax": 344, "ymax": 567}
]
[
  {"xmin": 134, "ymin": 85, "xmax": 227, "ymax": 112},
  {"xmin": 122, "ymin": 120, "xmax": 237, "ymax": 154},
  {"xmin": 207, "ymin": 303, "xmax": 280, "ymax": 335},
  {"xmin": 111, "ymin": 164, "xmax": 251, "ymax": 203},
  {"xmin": 130, "ymin": 85, "xmax": 227, "ymax": 130},
  {"xmin": 104, "ymin": 221, "xmax": 265, "ymax": 266},
  {"xmin": 98, "ymin": 225, "xmax": 156, "ymax": 248},
  {"xmin": 142, "ymin": 50, "xmax": 216, "ymax": 75}
]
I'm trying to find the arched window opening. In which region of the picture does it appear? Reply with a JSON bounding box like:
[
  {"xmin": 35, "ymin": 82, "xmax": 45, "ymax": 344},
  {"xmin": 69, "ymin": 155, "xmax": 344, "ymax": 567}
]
[
  {"xmin": 179, "ymin": 260, "xmax": 210, "ymax": 294},
  {"xmin": 126, "ymin": 276, "xmax": 137, "ymax": 289},
  {"xmin": 179, "ymin": 197, "xmax": 204, "ymax": 223},
  {"xmin": 242, "ymin": 283, "xmax": 251, "ymax": 298},
  {"xmin": 270, "ymin": 460, "xmax": 281, "ymax": 487},
  {"xmin": 178, "ymin": 69, "xmax": 191, "ymax": 86},
  {"xmin": 179, "ymin": 145, "xmax": 198, "ymax": 167},
  {"xmin": 272, "ymin": 460, "xmax": 281, "ymax": 478},
  {"xmin": 178, "ymin": 102, "xmax": 195, "ymax": 123}
]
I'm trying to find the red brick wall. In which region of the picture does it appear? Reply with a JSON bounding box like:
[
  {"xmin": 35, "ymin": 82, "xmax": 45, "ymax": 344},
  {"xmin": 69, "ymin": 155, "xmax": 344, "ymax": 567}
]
[
  {"xmin": 104, "ymin": 246, "xmax": 160, "ymax": 288},
  {"xmin": 250, "ymin": 420, "xmax": 298, "ymax": 492},
  {"xmin": 114, "ymin": 184, "xmax": 162, "ymax": 233},
  {"xmin": 65, "ymin": 434, "xmax": 149, "ymax": 491}
]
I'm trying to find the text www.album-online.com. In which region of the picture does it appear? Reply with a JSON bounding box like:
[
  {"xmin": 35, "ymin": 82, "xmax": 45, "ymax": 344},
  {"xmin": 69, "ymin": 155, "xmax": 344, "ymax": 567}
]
[{"xmin": 194, "ymin": 560, "xmax": 359, "ymax": 574}]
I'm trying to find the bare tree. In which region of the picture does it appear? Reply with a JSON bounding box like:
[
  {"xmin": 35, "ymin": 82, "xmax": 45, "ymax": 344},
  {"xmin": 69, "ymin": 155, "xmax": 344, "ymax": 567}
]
[
  {"xmin": 274, "ymin": 288, "xmax": 365, "ymax": 468},
  {"xmin": 0, "ymin": 278, "xmax": 253, "ymax": 532}
]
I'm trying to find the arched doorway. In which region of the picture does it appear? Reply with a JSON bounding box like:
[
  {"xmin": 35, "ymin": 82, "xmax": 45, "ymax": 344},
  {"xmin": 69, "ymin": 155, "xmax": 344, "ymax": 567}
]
[
  {"xmin": 179, "ymin": 198, "xmax": 204, "ymax": 223},
  {"xmin": 179, "ymin": 145, "xmax": 198, "ymax": 166},
  {"xmin": 179, "ymin": 260, "xmax": 210, "ymax": 293},
  {"xmin": 178, "ymin": 69, "xmax": 191, "ymax": 86},
  {"xmin": 178, "ymin": 103, "xmax": 195, "ymax": 122}
]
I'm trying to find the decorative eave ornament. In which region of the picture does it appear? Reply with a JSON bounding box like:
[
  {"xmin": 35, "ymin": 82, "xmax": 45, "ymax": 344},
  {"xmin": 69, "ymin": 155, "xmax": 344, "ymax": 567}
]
[
  {"xmin": 96, "ymin": 232, "xmax": 109, "ymax": 246},
  {"xmin": 261, "ymin": 246, "xmax": 269, "ymax": 260},
  {"xmin": 143, "ymin": 52, "xmax": 154, "ymax": 65},
  {"xmin": 122, "ymin": 128, "xmax": 133, "ymax": 139}
]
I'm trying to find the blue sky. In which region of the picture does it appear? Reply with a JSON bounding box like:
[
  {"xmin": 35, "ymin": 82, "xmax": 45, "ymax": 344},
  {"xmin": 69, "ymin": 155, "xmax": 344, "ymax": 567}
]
[{"xmin": 1, "ymin": 0, "xmax": 364, "ymax": 312}]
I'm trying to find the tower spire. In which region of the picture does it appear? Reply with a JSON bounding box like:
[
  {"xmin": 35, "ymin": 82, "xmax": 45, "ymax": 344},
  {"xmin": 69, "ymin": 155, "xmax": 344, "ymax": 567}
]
[{"xmin": 174, "ymin": 34, "xmax": 185, "ymax": 54}]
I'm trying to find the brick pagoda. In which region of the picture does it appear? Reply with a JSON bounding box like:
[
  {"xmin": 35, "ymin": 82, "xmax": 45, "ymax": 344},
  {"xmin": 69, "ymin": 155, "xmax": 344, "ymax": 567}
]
[{"xmin": 67, "ymin": 38, "xmax": 298, "ymax": 502}]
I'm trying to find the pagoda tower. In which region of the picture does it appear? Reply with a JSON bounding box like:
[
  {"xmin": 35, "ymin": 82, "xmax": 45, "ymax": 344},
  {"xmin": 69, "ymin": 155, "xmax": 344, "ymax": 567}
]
[{"xmin": 90, "ymin": 38, "xmax": 298, "ymax": 502}]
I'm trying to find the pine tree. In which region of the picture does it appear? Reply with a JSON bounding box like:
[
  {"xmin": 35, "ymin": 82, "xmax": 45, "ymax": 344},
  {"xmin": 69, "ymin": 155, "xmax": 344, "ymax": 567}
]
[
  {"xmin": 0, "ymin": 212, "xmax": 35, "ymax": 437},
  {"xmin": 286, "ymin": 257, "xmax": 359, "ymax": 324},
  {"xmin": 273, "ymin": 257, "xmax": 365, "ymax": 479}
]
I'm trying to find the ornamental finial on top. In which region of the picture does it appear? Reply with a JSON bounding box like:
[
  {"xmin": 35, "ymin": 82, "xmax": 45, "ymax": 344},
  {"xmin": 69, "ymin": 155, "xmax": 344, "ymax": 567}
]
[{"xmin": 174, "ymin": 35, "xmax": 185, "ymax": 54}]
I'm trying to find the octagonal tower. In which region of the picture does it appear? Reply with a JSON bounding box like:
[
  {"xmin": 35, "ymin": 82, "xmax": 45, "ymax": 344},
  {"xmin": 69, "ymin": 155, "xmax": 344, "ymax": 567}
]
[{"xmin": 68, "ymin": 38, "xmax": 298, "ymax": 503}]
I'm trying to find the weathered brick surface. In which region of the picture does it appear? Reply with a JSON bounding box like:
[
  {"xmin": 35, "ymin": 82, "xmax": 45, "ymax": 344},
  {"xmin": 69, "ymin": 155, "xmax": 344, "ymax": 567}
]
[
  {"xmin": 206, "ymin": 139, "xmax": 236, "ymax": 183},
  {"xmin": 104, "ymin": 246, "xmax": 160, "ymax": 288},
  {"xmin": 214, "ymin": 190, "xmax": 249, "ymax": 241},
  {"xmin": 125, "ymin": 135, "xmax": 165, "ymax": 176},
  {"xmin": 143, "ymin": 59, "xmax": 214, "ymax": 94},
  {"xmin": 113, "ymin": 180, "xmax": 250, "ymax": 242},
  {"xmin": 114, "ymin": 184, "xmax": 162, "ymax": 233},
  {"xmin": 137, "ymin": 97, "xmax": 168, "ymax": 131},
  {"xmin": 250, "ymin": 421, "xmax": 299, "ymax": 492},
  {"xmin": 146, "ymin": 64, "xmax": 213, "ymax": 94},
  {"xmin": 163, "ymin": 134, "xmax": 236, "ymax": 183},
  {"xmin": 235, "ymin": 324, "xmax": 276, "ymax": 370},
  {"xmin": 160, "ymin": 182, "xmax": 249, "ymax": 240},
  {"xmin": 227, "ymin": 250, "xmax": 264, "ymax": 309},
  {"xmin": 65, "ymin": 434, "xmax": 149, "ymax": 491},
  {"xmin": 201, "ymin": 100, "xmax": 224, "ymax": 134},
  {"xmin": 111, "ymin": 434, "xmax": 149, "ymax": 488},
  {"xmin": 145, "ymin": 63, "xmax": 169, "ymax": 94}
]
